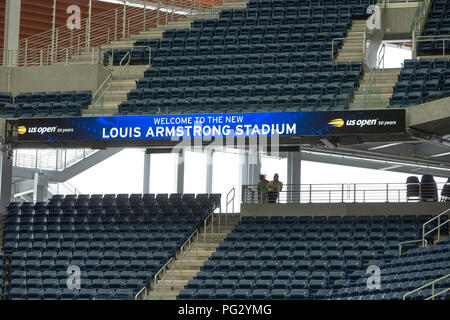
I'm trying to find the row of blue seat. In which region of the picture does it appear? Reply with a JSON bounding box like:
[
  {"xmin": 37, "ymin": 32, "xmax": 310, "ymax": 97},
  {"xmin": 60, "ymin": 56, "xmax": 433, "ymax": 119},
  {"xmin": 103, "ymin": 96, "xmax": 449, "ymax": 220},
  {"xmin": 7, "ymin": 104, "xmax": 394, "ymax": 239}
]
[
  {"xmin": 240, "ymin": 214, "xmax": 435, "ymax": 224},
  {"xmin": 403, "ymin": 58, "xmax": 450, "ymax": 70},
  {"xmin": 246, "ymin": 0, "xmax": 375, "ymax": 7},
  {"xmin": 9, "ymin": 278, "xmax": 144, "ymax": 290},
  {"xmin": 9, "ymin": 250, "xmax": 169, "ymax": 261},
  {"xmin": 119, "ymin": 94, "xmax": 353, "ymax": 115},
  {"xmin": 394, "ymin": 79, "xmax": 446, "ymax": 94},
  {"xmin": 398, "ymin": 68, "xmax": 450, "ymax": 83},
  {"xmin": 143, "ymin": 61, "xmax": 364, "ymax": 78},
  {"xmin": 128, "ymin": 82, "xmax": 358, "ymax": 99},
  {"xmin": 150, "ymin": 51, "xmax": 335, "ymax": 67},
  {"xmin": 137, "ymin": 73, "xmax": 361, "ymax": 89},
  {"xmin": 9, "ymin": 288, "xmax": 136, "ymax": 300},
  {"xmin": 14, "ymin": 91, "xmax": 91, "ymax": 105},
  {"xmin": 389, "ymin": 91, "xmax": 435, "ymax": 108},
  {"xmin": 1, "ymin": 102, "xmax": 82, "ymax": 118}
]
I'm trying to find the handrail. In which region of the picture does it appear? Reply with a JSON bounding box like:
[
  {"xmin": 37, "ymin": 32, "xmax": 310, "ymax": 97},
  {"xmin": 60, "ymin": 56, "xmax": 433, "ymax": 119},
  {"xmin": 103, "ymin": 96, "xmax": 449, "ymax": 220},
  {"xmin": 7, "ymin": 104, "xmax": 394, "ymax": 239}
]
[
  {"xmin": 331, "ymin": 36, "xmax": 365, "ymax": 60},
  {"xmin": 403, "ymin": 274, "xmax": 450, "ymax": 300},
  {"xmin": 134, "ymin": 286, "xmax": 147, "ymax": 300},
  {"xmin": 364, "ymin": 42, "xmax": 386, "ymax": 106},
  {"xmin": 92, "ymin": 73, "xmax": 113, "ymax": 109},
  {"xmin": 226, "ymin": 187, "xmax": 235, "ymax": 214},
  {"xmin": 422, "ymin": 208, "xmax": 450, "ymax": 246},
  {"xmin": 398, "ymin": 238, "xmax": 427, "ymax": 256},
  {"xmin": 203, "ymin": 212, "xmax": 215, "ymax": 244},
  {"xmin": 179, "ymin": 229, "xmax": 199, "ymax": 279},
  {"xmin": 151, "ymin": 257, "xmax": 175, "ymax": 291},
  {"xmin": 242, "ymin": 182, "xmax": 449, "ymax": 204}
]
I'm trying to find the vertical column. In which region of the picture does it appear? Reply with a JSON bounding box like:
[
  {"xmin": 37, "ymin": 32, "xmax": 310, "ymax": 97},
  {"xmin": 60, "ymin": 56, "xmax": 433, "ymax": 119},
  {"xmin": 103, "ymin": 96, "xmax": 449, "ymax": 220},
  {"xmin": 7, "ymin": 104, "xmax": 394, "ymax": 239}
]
[
  {"xmin": 33, "ymin": 173, "xmax": 49, "ymax": 203},
  {"xmin": 247, "ymin": 151, "xmax": 261, "ymax": 186},
  {"xmin": 287, "ymin": 148, "xmax": 301, "ymax": 203},
  {"xmin": 176, "ymin": 149, "xmax": 184, "ymax": 194},
  {"xmin": 205, "ymin": 149, "xmax": 213, "ymax": 194},
  {"xmin": 143, "ymin": 150, "xmax": 151, "ymax": 194},
  {"xmin": 0, "ymin": 147, "xmax": 13, "ymax": 214},
  {"xmin": 3, "ymin": 0, "xmax": 22, "ymax": 66}
]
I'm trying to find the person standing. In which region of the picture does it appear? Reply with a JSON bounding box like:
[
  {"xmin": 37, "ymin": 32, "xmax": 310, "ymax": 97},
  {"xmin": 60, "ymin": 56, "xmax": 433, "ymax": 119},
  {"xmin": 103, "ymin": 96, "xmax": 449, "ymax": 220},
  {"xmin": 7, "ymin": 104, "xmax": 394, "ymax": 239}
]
[
  {"xmin": 257, "ymin": 174, "xmax": 269, "ymax": 203},
  {"xmin": 268, "ymin": 173, "xmax": 283, "ymax": 203}
]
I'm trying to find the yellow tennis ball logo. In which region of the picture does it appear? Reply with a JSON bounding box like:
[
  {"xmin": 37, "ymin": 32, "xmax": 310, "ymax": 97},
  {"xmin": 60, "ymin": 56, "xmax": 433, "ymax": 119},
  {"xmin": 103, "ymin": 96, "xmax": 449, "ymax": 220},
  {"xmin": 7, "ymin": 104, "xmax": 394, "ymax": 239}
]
[
  {"xmin": 17, "ymin": 126, "xmax": 27, "ymax": 135},
  {"xmin": 328, "ymin": 119, "xmax": 345, "ymax": 128}
]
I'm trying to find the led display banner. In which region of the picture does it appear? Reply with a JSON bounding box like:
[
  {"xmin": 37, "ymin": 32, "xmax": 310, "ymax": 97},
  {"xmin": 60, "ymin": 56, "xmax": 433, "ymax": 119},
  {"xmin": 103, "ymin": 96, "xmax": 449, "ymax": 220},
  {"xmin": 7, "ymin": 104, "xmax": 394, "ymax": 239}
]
[{"xmin": 16, "ymin": 110, "xmax": 406, "ymax": 142}]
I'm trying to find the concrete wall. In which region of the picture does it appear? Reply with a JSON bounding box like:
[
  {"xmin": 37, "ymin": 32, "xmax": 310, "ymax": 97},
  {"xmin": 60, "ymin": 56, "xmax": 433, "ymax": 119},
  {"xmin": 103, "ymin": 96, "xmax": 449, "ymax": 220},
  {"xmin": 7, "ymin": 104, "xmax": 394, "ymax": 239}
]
[
  {"xmin": 384, "ymin": 2, "xmax": 419, "ymax": 37},
  {"xmin": 241, "ymin": 202, "xmax": 450, "ymax": 217},
  {"xmin": 0, "ymin": 64, "xmax": 109, "ymax": 96}
]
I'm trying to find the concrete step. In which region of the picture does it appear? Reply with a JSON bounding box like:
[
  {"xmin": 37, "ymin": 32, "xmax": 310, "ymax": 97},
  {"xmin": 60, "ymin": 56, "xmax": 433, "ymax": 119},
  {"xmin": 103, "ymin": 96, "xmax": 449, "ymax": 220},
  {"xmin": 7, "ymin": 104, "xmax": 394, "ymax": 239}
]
[{"xmin": 165, "ymin": 270, "xmax": 200, "ymax": 280}]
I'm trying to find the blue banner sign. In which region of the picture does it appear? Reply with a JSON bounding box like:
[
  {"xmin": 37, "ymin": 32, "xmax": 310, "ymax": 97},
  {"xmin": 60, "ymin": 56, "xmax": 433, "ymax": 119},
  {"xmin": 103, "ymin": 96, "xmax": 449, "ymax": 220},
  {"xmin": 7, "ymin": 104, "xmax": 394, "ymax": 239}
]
[{"xmin": 16, "ymin": 110, "xmax": 406, "ymax": 142}]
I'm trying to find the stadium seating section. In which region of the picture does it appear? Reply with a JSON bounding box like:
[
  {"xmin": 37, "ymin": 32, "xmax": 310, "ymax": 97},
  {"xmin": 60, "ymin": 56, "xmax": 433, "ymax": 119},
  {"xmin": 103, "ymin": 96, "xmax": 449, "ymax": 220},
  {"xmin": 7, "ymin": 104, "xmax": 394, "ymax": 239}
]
[
  {"xmin": 177, "ymin": 214, "xmax": 449, "ymax": 300},
  {"xmin": 420, "ymin": 0, "xmax": 450, "ymax": 55},
  {"xmin": 334, "ymin": 237, "xmax": 450, "ymax": 300},
  {"xmin": 2, "ymin": 193, "xmax": 221, "ymax": 300},
  {"xmin": 116, "ymin": 0, "xmax": 377, "ymax": 115},
  {"xmin": 0, "ymin": 91, "xmax": 92, "ymax": 118},
  {"xmin": 389, "ymin": 58, "xmax": 450, "ymax": 108}
]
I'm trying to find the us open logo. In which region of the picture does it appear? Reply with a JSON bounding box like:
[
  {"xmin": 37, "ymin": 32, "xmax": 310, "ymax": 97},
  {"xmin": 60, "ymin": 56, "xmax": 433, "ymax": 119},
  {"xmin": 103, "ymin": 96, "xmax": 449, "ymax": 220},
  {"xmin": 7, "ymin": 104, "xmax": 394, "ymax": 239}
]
[{"xmin": 17, "ymin": 126, "xmax": 27, "ymax": 135}]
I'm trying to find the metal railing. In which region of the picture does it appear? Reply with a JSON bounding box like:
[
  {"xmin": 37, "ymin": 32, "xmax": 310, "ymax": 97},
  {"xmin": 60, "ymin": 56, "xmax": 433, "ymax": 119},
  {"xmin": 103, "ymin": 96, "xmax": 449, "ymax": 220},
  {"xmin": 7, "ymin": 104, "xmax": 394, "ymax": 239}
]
[
  {"xmin": 141, "ymin": 209, "xmax": 221, "ymax": 298},
  {"xmin": 4, "ymin": 0, "xmax": 228, "ymax": 67},
  {"xmin": 13, "ymin": 148, "xmax": 98, "ymax": 171},
  {"xmin": 226, "ymin": 187, "xmax": 235, "ymax": 213},
  {"xmin": 398, "ymin": 238, "xmax": 427, "ymax": 255},
  {"xmin": 411, "ymin": 0, "xmax": 432, "ymax": 58},
  {"xmin": 49, "ymin": 181, "xmax": 82, "ymax": 196},
  {"xmin": 150, "ymin": 257, "xmax": 176, "ymax": 292},
  {"xmin": 134, "ymin": 286, "xmax": 148, "ymax": 300},
  {"xmin": 331, "ymin": 36, "xmax": 366, "ymax": 61},
  {"xmin": 422, "ymin": 207, "xmax": 450, "ymax": 246},
  {"xmin": 416, "ymin": 35, "xmax": 450, "ymax": 56},
  {"xmin": 403, "ymin": 274, "xmax": 450, "ymax": 300},
  {"xmin": 363, "ymin": 42, "xmax": 386, "ymax": 106},
  {"xmin": 242, "ymin": 182, "xmax": 450, "ymax": 204}
]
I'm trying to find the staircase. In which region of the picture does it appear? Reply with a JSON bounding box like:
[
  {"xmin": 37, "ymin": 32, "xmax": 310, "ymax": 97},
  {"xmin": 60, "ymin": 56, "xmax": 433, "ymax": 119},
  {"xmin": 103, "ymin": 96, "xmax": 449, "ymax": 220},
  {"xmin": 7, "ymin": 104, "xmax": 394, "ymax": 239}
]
[
  {"xmin": 85, "ymin": 65, "xmax": 149, "ymax": 116},
  {"xmin": 335, "ymin": 19, "xmax": 367, "ymax": 62},
  {"xmin": 349, "ymin": 68, "xmax": 401, "ymax": 109},
  {"xmin": 144, "ymin": 214, "xmax": 240, "ymax": 300}
]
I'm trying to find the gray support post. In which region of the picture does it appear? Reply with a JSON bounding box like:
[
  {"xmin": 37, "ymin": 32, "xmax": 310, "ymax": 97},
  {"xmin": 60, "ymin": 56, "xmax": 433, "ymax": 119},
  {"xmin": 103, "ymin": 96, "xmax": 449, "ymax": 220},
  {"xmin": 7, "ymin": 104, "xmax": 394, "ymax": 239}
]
[
  {"xmin": 3, "ymin": 0, "xmax": 21, "ymax": 66},
  {"xmin": 33, "ymin": 173, "xmax": 49, "ymax": 203},
  {"xmin": 51, "ymin": 0, "xmax": 56, "ymax": 61},
  {"xmin": 287, "ymin": 148, "xmax": 301, "ymax": 203},
  {"xmin": 206, "ymin": 149, "xmax": 213, "ymax": 194},
  {"xmin": 176, "ymin": 150, "xmax": 185, "ymax": 194},
  {"xmin": 0, "ymin": 146, "xmax": 13, "ymax": 214},
  {"xmin": 122, "ymin": 0, "xmax": 127, "ymax": 39},
  {"xmin": 143, "ymin": 150, "xmax": 151, "ymax": 194}
]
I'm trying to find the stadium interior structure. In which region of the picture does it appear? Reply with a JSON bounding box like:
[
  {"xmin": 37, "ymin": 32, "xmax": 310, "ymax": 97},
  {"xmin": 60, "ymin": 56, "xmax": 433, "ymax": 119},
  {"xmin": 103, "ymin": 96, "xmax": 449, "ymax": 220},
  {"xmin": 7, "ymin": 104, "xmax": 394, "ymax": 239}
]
[{"xmin": 0, "ymin": 0, "xmax": 449, "ymax": 301}]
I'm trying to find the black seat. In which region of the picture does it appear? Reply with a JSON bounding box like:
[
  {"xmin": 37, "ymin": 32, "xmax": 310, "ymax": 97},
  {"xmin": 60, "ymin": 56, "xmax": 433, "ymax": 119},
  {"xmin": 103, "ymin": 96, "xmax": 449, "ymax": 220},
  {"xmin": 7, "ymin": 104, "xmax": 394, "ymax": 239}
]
[
  {"xmin": 420, "ymin": 174, "xmax": 438, "ymax": 201},
  {"xmin": 406, "ymin": 176, "xmax": 420, "ymax": 201},
  {"xmin": 441, "ymin": 177, "xmax": 450, "ymax": 201}
]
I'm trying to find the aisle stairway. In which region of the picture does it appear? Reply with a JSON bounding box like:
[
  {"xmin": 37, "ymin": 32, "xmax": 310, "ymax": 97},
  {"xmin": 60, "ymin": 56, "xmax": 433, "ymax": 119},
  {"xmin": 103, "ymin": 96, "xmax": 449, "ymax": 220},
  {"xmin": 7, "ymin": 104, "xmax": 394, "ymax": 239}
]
[
  {"xmin": 145, "ymin": 214, "xmax": 240, "ymax": 300},
  {"xmin": 335, "ymin": 19, "xmax": 366, "ymax": 62},
  {"xmin": 349, "ymin": 68, "xmax": 402, "ymax": 109}
]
